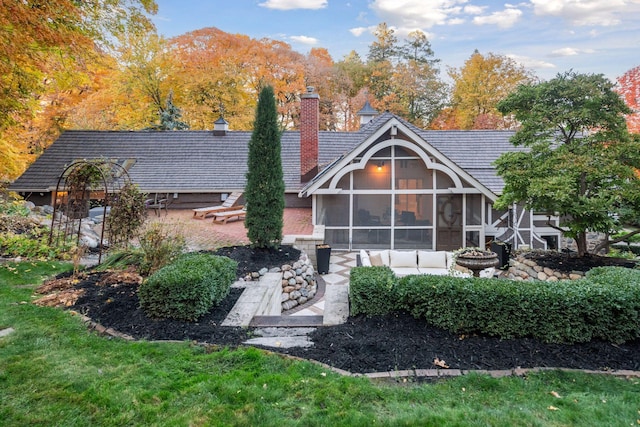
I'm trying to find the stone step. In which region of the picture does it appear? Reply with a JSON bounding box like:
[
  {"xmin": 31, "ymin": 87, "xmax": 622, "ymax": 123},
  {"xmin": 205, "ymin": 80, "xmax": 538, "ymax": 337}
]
[
  {"xmin": 243, "ymin": 327, "xmax": 317, "ymax": 349},
  {"xmin": 250, "ymin": 315, "xmax": 323, "ymax": 327}
]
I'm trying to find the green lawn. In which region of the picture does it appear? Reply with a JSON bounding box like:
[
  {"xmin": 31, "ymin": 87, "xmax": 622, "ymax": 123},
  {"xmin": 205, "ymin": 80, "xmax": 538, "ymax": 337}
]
[{"xmin": 1, "ymin": 261, "xmax": 639, "ymax": 426}]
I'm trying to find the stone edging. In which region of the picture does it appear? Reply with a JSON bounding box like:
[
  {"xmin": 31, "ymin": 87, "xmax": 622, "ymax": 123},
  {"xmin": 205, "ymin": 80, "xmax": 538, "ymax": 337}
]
[
  {"xmin": 505, "ymin": 254, "xmax": 585, "ymax": 281},
  {"xmin": 260, "ymin": 352, "xmax": 640, "ymax": 381},
  {"xmin": 72, "ymin": 313, "xmax": 640, "ymax": 381}
]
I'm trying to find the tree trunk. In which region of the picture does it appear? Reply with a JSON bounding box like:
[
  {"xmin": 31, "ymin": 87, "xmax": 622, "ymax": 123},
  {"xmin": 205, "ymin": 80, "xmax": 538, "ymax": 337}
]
[
  {"xmin": 592, "ymin": 229, "xmax": 640, "ymax": 254},
  {"xmin": 576, "ymin": 232, "xmax": 588, "ymax": 257}
]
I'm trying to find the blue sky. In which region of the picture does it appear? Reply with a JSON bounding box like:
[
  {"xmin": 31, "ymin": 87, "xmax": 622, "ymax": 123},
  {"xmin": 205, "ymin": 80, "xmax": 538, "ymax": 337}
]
[{"xmin": 152, "ymin": 0, "xmax": 640, "ymax": 82}]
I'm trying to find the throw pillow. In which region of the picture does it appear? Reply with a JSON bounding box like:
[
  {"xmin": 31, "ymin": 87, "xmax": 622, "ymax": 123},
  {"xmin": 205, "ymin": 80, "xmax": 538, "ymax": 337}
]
[
  {"xmin": 390, "ymin": 250, "xmax": 417, "ymax": 268},
  {"xmin": 369, "ymin": 252, "xmax": 384, "ymax": 266}
]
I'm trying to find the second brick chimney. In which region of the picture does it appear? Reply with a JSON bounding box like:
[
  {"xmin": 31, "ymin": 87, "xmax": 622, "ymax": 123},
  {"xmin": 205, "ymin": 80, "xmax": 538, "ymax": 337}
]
[{"xmin": 300, "ymin": 86, "xmax": 319, "ymax": 182}]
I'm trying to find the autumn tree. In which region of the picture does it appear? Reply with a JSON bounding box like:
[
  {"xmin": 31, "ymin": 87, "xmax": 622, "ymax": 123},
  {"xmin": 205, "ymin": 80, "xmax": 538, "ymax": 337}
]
[
  {"xmin": 169, "ymin": 28, "xmax": 255, "ymax": 130},
  {"xmin": 617, "ymin": 65, "xmax": 640, "ymax": 133},
  {"xmin": 304, "ymin": 48, "xmax": 341, "ymax": 130},
  {"xmin": 447, "ymin": 51, "xmax": 536, "ymax": 129},
  {"xmin": 0, "ymin": 0, "xmax": 158, "ymax": 179},
  {"xmin": 168, "ymin": 28, "xmax": 306, "ymax": 131},
  {"xmin": 115, "ymin": 29, "xmax": 178, "ymax": 125},
  {"xmin": 494, "ymin": 71, "xmax": 640, "ymax": 256},
  {"xmin": 250, "ymin": 39, "xmax": 306, "ymax": 129},
  {"xmin": 244, "ymin": 86, "xmax": 285, "ymax": 249},
  {"xmin": 367, "ymin": 23, "xmax": 398, "ymax": 63},
  {"xmin": 391, "ymin": 30, "xmax": 447, "ymax": 127},
  {"xmin": 333, "ymin": 51, "xmax": 369, "ymax": 130},
  {"xmin": 399, "ymin": 30, "xmax": 438, "ymax": 65}
]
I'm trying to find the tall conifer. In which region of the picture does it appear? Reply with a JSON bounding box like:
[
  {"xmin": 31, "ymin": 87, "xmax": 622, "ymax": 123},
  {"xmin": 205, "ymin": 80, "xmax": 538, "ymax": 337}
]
[{"xmin": 245, "ymin": 86, "xmax": 284, "ymax": 249}]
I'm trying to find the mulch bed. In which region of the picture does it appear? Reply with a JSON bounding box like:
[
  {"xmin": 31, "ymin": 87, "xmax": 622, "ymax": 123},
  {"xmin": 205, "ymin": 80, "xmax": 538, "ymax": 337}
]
[{"xmin": 52, "ymin": 248, "xmax": 640, "ymax": 375}]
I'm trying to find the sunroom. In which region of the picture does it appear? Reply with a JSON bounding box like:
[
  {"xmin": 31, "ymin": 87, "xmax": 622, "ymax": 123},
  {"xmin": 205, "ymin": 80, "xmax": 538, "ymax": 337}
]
[{"xmin": 301, "ymin": 119, "xmax": 502, "ymax": 252}]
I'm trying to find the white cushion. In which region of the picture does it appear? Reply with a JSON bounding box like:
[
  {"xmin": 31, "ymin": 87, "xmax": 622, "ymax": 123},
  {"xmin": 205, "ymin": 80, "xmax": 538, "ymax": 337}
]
[
  {"xmin": 389, "ymin": 250, "xmax": 417, "ymax": 268},
  {"xmin": 370, "ymin": 250, "xmax": 390, "ymax": 266},
  {"xmin": 392, "ymin": 267, "xmax": 421, "ymax": 277},
  {"xmin": 359, "ymin": 249, "xmax": 372, "ymax": 267},
  {"xmin": 418, "ymin": 251, "xmax": 447, "ymax": 269}
]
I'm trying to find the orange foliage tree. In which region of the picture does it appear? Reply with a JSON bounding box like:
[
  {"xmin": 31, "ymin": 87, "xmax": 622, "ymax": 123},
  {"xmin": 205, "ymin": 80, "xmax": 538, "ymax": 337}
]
[
  {"xmin": 617, "ymin": 65, "xmax": 640, "ymax": 133},
  {"xmin": 445, "ymin": 51, "xmax": 535, "ymax": 130},
  {"xmin": 0, "ymin": 0, "xmax": 158, "ymax": 179}
]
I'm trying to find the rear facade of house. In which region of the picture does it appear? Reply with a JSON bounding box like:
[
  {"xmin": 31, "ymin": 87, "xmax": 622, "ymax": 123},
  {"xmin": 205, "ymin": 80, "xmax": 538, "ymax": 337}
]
[{"xmin": 10, "ymin": 88, "xmax": 562, "ymax": 252}]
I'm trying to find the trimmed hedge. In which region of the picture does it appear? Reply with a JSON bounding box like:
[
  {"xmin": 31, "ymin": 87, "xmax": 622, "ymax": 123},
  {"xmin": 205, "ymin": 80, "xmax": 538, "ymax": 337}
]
[
  {"xmin": 139, "ymin": 253, "xmax": 238, "ymax": 321},
  {"xmin": 349, "ymin": 266, "xmax": 397, "ymax": 316},
  {"xmin": 351, "ymin": 266, "xmax": 640, "ymax": 344}
]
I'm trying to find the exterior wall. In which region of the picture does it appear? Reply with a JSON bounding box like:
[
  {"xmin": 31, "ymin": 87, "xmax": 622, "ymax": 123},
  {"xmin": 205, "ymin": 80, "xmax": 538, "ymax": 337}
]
[
  {"xmin": 489, "ymin": 205, "xmax": 563, "ymax": 251},
  {"xmin": 18, "ymin": 191, "xmax": 310, "ymax": 210},
  {"xmin": 19, "ymin": 192, "xmax": 52, "ymax": 206}
]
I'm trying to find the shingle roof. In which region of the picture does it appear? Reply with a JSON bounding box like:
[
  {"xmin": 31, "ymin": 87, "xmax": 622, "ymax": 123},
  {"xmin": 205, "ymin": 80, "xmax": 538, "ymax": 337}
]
[{"xmin": 9, "ymin": 114, "xmax": 521, "ymax": 195}]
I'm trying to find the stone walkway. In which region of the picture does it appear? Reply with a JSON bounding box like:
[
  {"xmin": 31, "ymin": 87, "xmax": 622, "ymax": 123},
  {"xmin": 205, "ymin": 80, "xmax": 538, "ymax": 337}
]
[
  {"xmin": 221, "ymin": 252, "xmax": 354, "ymax": 349},
  {"xmin": 288, "ymin": 251, "xmax": 354, "ymax": 319}
]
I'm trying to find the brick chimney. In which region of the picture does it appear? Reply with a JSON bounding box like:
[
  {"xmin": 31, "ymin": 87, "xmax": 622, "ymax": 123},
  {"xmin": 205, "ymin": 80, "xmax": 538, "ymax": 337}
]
[{"xmin": 300, "ymin": 86, "xmax": 319, "ymax": 182}]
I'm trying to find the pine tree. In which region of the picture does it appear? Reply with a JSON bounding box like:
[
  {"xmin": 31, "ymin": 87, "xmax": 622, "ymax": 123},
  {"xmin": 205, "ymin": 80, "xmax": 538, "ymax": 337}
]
[
  {"xmin": 244, "ymin": 86, "xmax": 285, "ymax": 249},
  {"xmin": 149, "ymin": 91, "xmax": 189, "ymax": 130}
]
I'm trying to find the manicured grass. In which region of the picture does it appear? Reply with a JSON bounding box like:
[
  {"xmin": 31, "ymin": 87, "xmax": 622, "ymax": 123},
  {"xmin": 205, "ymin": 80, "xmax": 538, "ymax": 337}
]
[{"xmin": 1, "ymin": 261, "xmax": 639, "ymax": 426}]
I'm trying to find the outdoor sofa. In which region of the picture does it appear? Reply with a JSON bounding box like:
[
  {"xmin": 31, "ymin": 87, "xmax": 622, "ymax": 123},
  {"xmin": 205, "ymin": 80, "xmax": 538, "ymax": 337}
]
[{"xmin": 358, "ymin": 249, "xmax": 494, "ymax": 278}]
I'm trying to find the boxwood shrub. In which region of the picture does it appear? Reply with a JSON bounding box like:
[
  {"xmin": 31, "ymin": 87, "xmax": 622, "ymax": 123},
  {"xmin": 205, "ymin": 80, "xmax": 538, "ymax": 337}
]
[
  {"xmin": 393, "ymin": 267, "xmax": 640, "ymax": 344},
  {"xmin": 349, "ymin": 266, "xmax": 398, "ymax": 316},
  {"xmin": 139, "ymin": 252, "xmax": 238, "ymax": 321}
]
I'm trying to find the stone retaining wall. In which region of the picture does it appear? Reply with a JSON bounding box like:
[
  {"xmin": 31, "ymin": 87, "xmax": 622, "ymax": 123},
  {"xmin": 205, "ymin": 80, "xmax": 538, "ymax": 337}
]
[
  {"xmin": 281, "ymin": 225, "xmax": 325, "ymax": 270},
  {"xmin": 240, "ymin": 251, "xmax": 317, "ymax": 311},
  {"xmin": 504, "ymin": 254, "xmax": 585, "ymax": 282}
]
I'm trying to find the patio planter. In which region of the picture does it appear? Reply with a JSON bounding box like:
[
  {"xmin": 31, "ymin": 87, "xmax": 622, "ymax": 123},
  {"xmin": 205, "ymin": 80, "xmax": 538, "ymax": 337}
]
[
  {"xmin": 316, "ymin": 244, "xmax": 331, "ymax": 274},
  {"xmin": 456, "ymin": 250, "xmax": 499, "ymax": 277}
]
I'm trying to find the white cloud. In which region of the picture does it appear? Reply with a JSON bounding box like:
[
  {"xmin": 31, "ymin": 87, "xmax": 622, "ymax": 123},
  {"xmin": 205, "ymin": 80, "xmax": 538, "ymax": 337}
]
[
  {"xmin": 290, "ymin": 35, "xmax": 319, "ymax": 45},
  {"xmin": 507, "ymin": 54, "xmax": 556, "ymax": 70},
  {"xmin": 447, "ymin": 18, "xmax": 465, "ymax": 25},
  {"xmin": 550, "ymin": 47, "xmax": 597, "ymax": 56},
  {"xmin": 473, "ymin": 7, "xmax": 523, "ymax": 28},
  {"xmin": 530, "ymin": 0, "xmax": 640, "ymax": 26},
  {"xmin": 258, "ymin": 0, "xmax": 327, "ymax": 10},
  {"xmin": 370, "ymin": 0, "xmax": 468, "ymax": 29},
  {"xmin": 349, "ymin": 26, "xmax": 374, "ymax": 37},
  {"xmin": 464, "ymin": 5, "xmax": 486, "ymax": 15}
]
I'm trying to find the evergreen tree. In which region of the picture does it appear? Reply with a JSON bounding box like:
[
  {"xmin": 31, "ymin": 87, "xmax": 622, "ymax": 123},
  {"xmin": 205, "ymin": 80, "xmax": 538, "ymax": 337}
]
[
  {"xmin": 149, "ymin": 91, "xmax": 189, "ymax": 130},
  {"xmin": 244, "ymin": 86, "xmax": 285, "ymax": 249}
]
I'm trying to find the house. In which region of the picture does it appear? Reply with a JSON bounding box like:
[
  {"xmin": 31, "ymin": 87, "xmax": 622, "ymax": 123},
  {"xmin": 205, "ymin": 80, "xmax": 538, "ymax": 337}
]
[{"xmin": 9, "ymin": 87, "xmax": 562, "ymax": 252}]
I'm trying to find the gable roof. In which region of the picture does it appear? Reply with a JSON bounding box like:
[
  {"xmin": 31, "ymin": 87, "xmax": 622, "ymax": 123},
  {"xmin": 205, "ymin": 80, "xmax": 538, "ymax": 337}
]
[
  {"xmin": 9, "ymin": 113, "xmax": 521, "ymax": 196},
  {"xmin": 306, "ymin": 112, "xmax": 520, "ymax": 195}
]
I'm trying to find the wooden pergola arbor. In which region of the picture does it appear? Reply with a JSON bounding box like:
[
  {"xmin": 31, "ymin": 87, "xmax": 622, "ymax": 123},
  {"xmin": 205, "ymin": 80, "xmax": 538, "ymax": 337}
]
[{"xmin": 49, "ymin": 160, "xmax": 132, "ymax": 264}]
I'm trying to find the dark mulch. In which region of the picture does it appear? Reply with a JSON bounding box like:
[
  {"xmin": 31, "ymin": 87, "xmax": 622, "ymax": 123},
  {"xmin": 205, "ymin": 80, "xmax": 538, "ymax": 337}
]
[
  {"xmin": 65, "ymin": 247, "xmax": 640, "ymax": 375},
  {"xmin": 523, "ymin": 250, "xmax": 638, "ymax": 273},
  {"xmin": 71, "ymin": 273, "xmax": 248, "ymax": 343},
  {"xmin": 209, "ymin": 245, "xmax": 301, "ymax": 278}
]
